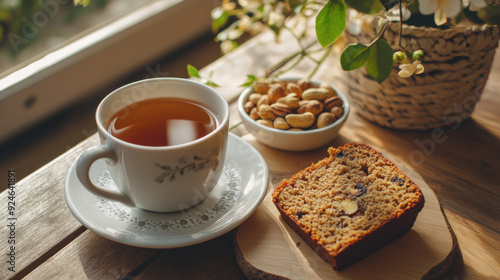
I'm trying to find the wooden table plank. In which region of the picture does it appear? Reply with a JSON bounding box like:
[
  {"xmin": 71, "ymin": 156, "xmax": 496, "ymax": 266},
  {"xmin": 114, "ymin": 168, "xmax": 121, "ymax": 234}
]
[
  {"xmin": 0, "ymin": 136, "xmax": 98, "ymax": 280},
  {"xmin": 24, "ymin": 231, "xmax": 161, "ymax": 280},
  {"xmin": 134, "ymin": 231, "xmax": 246, "ymax": 280}
]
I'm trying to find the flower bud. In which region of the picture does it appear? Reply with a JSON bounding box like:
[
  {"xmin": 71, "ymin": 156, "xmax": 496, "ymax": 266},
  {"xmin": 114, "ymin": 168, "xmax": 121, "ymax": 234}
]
[
  {"xmin": 412, "ymin": 50, "xmax": 424, "ymax": 61},
  {"xmin": 393, "ymin": 51, "xmax": 406, "ymax": 62}
]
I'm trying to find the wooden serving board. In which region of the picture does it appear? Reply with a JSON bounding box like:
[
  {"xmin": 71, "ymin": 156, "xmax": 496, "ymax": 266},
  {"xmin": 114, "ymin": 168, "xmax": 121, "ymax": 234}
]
[{"xmin": 234, "ymin": 137, "xmax": 457, "ymax": 280}]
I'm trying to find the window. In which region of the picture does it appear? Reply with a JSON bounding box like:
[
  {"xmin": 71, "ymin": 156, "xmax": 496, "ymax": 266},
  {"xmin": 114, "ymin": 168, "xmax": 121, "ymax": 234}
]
[{"xmin": 0, "ymin": 0, "xmax": 213, "ymax": 143}]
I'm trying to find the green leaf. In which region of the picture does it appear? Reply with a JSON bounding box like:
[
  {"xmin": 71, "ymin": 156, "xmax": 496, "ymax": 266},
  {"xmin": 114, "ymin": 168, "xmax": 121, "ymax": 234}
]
[
  {"xmin": 206, "ymin": 81, "xmax": 221, "ymax": 88},
  {"xmin": 315, "ymin": 0, "xmax": 346, "ymax": 48},
  {"xmin": 211, "ymin": 7, "xmax": 229, "ymax": 33},
  {"xmin": 187, "ymin": 64, "xmax": 201, "ymax": 78},
  {"xmin": 345, "ymin": 0, "xmax": 384, "ymax": 14},
  {"xmin": 365, "ymin": 39, "xmax": 393, "ymax": 83},
  {"xmin": 240, "ymin": 75, "xmax": 258, "ymax": 87},
  {"xmin": 340, "ymin": 43, "xmax": 371, "ymax": 71},
  {"xmin": 477, "ymin": 6, "xmax": 500, "ymax": 25}
]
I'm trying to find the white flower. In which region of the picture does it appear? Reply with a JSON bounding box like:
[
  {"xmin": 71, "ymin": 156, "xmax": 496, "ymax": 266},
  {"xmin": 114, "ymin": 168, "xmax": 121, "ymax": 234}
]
[
  {"xmin": 418, "ymin": 0, "xmax": 462, "ymax": 26},
  {"xmin": 268, "ymin": 11, "xmax": 285, "ymax": 28},
  {"xmin": 238, "ymin": 15, "xmax": 252, "ymax": 30},
  {"xmin": 398, "ymin": 61, "xmax": 425, "ymax": 78},
  {"xmin": 466, "ymin": 0, "xmax": 487, "ymax": 11},
  {"xmin": 346, "ymin": 10, "xmax": 374, "ymax": 36},
  {"xmin": 387, "ymin": 5, "xmax": 412, "ymax": 22},
  {"xmin": 221, "ymin": 40, "xmax": 235, "ymax": 54},
  {"xmin": 248, "ymin": 21, "xmax": 265, "ymax": 35},
  {"xmin": 238, "ymin": 0, "xmax": 262, "ymax": 11}
]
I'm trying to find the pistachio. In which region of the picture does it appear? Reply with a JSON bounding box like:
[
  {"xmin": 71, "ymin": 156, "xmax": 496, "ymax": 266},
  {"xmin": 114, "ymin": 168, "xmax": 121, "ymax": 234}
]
[
  {"xmin": 297, "ymin": 100, "xmax": 324, "ymax": 116},
  {"xmin": 268, "ymin": 84, "xmax": 286, "ymax": 103},
  {"xmin": 331, "ymin": 106, "xmax": 344, "ymax": 119},
  {"xmin": 257, "ymin": 94, "xmax": 270, "ymax": 108},
  {"xmin": 324, "ymin": 96, "xmax": 343, "ymax": 111},
  {"xmin": 257, "ymin": 104, "xmax": 276, "ymax": 120},
  {"xmin": 249, "ymin": 107, "xmax": 259, "ymax": 120},
  {"xmin": 270, "ymin": 103, "xmax": 292, "ymax": 117},
  {"xmin": 244, "ymin": 101, "xmax": 255, "ymax": 113},
  {"xmin": 248, "ymin": 93, "xmax": 262, "ymax": 104}
]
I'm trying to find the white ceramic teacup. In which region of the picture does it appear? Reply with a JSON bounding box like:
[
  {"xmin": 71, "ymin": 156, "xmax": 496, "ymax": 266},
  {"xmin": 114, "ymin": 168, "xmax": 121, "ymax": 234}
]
[{"xmin": 75, "ymin": 78, "xmax": 229, "ymax": 212}]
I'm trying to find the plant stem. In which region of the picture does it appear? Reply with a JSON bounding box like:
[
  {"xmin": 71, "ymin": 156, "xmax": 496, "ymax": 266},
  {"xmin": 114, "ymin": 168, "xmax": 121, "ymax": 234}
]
[
  {"xmin": 398, "ymin": 0, "xmax": 403, "ymax": 48},
  {"xmin": 229, "ymin": 121, "xmax": 243, "ymax": 131},
  {"xmin": 266, "ymin": 39, "xmax": 317, "ymax": 77},
  {"xmin": 307, "ymin": 44, "xmax": 333, "ymax": 79}
]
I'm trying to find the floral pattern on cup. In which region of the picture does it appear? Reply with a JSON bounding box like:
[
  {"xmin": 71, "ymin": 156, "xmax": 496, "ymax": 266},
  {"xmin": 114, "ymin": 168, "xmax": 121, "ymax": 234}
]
[{"xmin": 154, "ymin": 152, "xmax": 218, "ymax": 183}]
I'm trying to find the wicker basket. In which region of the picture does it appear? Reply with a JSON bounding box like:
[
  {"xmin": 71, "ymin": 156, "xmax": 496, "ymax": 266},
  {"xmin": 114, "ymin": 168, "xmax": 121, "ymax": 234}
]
[{"xmin": 343, "ymin": 20, "xmax": 500, "ymax": 130}]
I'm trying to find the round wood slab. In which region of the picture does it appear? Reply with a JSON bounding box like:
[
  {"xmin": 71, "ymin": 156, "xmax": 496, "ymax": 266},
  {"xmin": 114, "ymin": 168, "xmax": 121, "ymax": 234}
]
[{"xmin": 234, "ymin": 157, "xmax": 457, "ymax": 280}]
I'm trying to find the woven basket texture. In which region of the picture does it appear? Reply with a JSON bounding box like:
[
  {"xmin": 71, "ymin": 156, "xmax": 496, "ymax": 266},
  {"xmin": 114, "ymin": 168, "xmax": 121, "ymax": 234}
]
[{"xmin": 343, "ymin": 21, "xmax": 499, "ymax": 130}]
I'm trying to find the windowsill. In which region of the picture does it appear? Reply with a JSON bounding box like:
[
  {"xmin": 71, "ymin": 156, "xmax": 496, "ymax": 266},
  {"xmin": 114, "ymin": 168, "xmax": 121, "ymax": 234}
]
[{"xmin": 0, "ymin": 0, "xmax": 213, "ymax": 144}]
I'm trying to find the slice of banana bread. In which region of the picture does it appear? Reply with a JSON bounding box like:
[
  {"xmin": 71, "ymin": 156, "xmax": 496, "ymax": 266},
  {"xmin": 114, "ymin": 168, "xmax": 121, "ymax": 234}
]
[{"xmin": 272, "ymin": 143, "xmax": 425, "ymax": 270}]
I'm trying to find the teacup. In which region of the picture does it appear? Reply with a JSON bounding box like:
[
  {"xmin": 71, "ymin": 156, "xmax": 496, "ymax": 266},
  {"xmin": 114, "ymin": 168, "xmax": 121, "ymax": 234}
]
[{"xmin": 75, "ymin": 78, "xmax": 229, "ymax": 212}]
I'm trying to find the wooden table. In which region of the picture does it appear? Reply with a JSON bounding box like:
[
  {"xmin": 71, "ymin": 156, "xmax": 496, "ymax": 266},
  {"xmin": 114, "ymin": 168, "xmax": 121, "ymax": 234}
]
[{"xmin": 1, "ymin": 29, "xmax": 499, "ymax": 280}]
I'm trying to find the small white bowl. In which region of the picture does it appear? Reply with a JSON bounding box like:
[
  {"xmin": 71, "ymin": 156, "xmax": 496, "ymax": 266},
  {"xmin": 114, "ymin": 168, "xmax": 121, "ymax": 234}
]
[{"xmin": 237, "ymin": 79, "xmax": 350, "ymax": 152}]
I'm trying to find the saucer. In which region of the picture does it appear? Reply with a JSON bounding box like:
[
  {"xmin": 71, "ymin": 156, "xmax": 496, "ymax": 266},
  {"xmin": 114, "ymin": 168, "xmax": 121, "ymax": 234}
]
[{"xmin": 64, "ymin": 133, "xmax": 269, "ymax": 248}]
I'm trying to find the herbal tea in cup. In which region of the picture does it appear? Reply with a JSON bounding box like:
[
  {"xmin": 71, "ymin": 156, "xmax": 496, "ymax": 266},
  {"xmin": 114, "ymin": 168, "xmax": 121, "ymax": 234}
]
[{"xmin": 75, "ymin": 78, "xmax": 229, "ymax": 212}]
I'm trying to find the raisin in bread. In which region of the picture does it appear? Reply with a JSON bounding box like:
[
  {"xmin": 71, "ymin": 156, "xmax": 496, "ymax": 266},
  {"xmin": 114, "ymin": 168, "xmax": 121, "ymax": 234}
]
[{"xmin": 272, "ymin": 143, "xmax": 425, "ymax": 270}]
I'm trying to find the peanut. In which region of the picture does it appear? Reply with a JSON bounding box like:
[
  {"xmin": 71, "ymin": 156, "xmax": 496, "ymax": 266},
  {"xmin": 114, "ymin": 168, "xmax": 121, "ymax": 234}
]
[
  {"xmin": 297, "ymin": 78, "xmax": 313, "ymax": 91},
  {"xmin": 302, "ymin": 88, "xmax": 334, "ymax": 101},
  {"xmin": 273, "ymin": 117, "xmax": 290, "ymax": 130},
  {"xmin": 317, "ymin": 112, "xmax": 336, "ymax": 128},
  {"xmin": 319, "ymin": 82, "xmax": 337, "ymax": 97},
  {"xmin": 256, "ymin": 119, "xmax": 273, "ymax": 127},
  {"xmin": 257, "ymin": 104, "xmax": 276, "ymax": 120},
  {"xmin": 286, "ymin": 112, "xmax": 315, "ymax": 128},
  {"xmin": 253, "ymin": 83, "xmax": 270, "ymax": 94},
  {"xmin": 286, "ymin": 82, "xmax": 302, "ymax": 98},
  {"xmin": 276, "ymin": 96, "xmax": 300, "ymax": 109},
  {"xmin": 245, "ymin": 78, "xmax": 345, "ymax": 132}
]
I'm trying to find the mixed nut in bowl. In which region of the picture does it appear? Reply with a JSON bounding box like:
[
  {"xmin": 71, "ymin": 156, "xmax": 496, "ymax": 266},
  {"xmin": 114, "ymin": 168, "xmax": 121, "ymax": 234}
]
[{"xmin": 237, "ymin": 78, "xmax": 350, "ymax": 152}]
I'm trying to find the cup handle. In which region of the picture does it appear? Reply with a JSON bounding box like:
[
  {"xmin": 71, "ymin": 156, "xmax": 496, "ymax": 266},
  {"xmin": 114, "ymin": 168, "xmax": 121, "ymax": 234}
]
[{"xmin": 76, "ymin": 145, "xmax": 135, "ymax": 207}]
